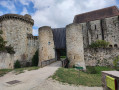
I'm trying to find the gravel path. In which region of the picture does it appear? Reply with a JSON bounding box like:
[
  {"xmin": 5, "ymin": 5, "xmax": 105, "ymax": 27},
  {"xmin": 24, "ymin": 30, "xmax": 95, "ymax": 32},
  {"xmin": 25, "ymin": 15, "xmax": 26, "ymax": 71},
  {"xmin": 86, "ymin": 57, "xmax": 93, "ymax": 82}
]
[
  {"xmin": 0, "ymin": 61, "xmax": 103, "ymax": 90},
  {"xmin": 33, "ymin": 78, "xmax": 103, "ymax": 90}
]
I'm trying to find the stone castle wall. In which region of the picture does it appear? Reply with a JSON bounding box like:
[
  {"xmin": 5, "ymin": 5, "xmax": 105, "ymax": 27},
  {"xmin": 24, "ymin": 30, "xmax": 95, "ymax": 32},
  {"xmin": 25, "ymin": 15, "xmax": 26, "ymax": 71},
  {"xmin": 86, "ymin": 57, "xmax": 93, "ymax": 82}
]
[
  {"xmin": 27, "ymin": 34, "xmax": 38, "ymax": 61},
  {"xmin": 66, "ymin": 23, "xmax": 86, "ymax": 69},
  {"xmin": 84, "ymin": 48, "xmax": 119, "ymax": 66},
  {"xmin": 81, "ymin": 16, "xmax": 119, "ymax": 48},
  {"xmin": 38, "ymin": 26, "xmax": 55, "ymax": 67},
  {"xmin": 0, "ymin": 52, "xmax": 14, "ymax": 69}
]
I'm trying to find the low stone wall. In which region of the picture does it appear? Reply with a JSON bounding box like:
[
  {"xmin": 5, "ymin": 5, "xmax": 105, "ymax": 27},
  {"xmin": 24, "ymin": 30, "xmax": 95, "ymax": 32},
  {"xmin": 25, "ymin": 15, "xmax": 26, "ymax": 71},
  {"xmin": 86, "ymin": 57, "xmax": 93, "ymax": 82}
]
[
  {"xmin": 41, "ymin": 58, "xmax": 56, "ymax": 67},
  {"xmin": 84, "ymin": 48, "xmax": 119, "ymax": 66},
  {"xmin": 0, "ymin": 52, "xmax": 14, "ymax": 69}
]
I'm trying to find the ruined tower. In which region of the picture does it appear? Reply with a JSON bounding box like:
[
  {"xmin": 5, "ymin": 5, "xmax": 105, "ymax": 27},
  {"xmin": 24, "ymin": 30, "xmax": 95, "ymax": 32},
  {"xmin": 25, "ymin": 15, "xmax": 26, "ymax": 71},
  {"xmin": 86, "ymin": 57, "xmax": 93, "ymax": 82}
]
[{"xmin": 0, "ymin": 14, "xmax": 34, "ymax": 61}]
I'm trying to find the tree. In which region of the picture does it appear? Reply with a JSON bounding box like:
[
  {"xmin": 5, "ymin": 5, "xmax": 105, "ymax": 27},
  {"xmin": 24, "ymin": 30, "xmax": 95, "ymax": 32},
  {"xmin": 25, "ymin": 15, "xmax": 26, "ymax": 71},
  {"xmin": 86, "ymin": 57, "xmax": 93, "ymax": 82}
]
[{"xmin": 32, "ymin": 50, "xmax": 38, "ymax": 66}]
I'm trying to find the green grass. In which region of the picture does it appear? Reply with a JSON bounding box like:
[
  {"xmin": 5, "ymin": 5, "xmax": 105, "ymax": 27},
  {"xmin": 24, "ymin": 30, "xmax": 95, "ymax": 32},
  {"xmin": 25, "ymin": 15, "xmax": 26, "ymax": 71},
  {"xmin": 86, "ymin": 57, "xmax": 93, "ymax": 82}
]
[
  {"xmin": 60, "ymin": 56, "xmax": 66, "ymax": 59},
  {"xmin": 14, "ymin": 66, "xmax": 39, "ymax": 74},
  {"xmin": 0, "ymin": 69, "xmax": 12, "ymax": 77},
  {"xmin": 0, "ymin": 66, "xmax": 40, "ymax": 76},
  {"xmin": 52, "ymin": 66, "xmax": 115, "ymax": 87}
]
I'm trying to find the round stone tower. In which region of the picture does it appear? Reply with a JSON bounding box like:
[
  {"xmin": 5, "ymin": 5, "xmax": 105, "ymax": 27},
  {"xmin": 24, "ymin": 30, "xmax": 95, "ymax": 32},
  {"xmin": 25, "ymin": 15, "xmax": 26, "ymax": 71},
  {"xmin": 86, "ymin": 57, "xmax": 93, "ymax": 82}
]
[
  {"xmin": 0, "ymin": 14, "xmax": 34, "ymax": 61},
  {"xmin": 66, "ymin": 23, "xmax": 86, "ymax": 70},
  {"xmin": 38, "ymin": 26, "xmax": 55, "ymax": 67}
]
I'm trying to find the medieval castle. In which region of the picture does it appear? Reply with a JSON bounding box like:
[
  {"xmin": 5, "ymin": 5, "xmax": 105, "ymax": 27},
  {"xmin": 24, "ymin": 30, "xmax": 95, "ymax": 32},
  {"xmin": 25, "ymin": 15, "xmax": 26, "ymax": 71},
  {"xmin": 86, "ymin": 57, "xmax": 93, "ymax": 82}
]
[{"xmin": 0, "ymin": 6, "xmax": 119, "ymax": 69}]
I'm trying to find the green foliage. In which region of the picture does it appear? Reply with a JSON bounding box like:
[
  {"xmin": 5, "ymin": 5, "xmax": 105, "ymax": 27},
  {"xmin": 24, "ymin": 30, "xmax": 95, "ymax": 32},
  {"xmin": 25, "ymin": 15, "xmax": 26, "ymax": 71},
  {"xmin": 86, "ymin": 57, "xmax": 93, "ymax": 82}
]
[
  {"xmin": 113, "ymin": 56, "xmax": 119, "ymax": 70},
  {"xmin": 32, "ymin": 50, "xmax": 38, "ymax": 66},
  {"xmin": 0, "ymin": 66, "xmax": 40, "ymax": 76},
  {"xmin": 14, "ymin": 66, "xmax": 39, "ymax": 75},
  {"xmin": 0, "ymin": 69, "xmax": 12, "ymax": 77},
  {"xmin": 89, "ymin": 40, "xmax": 109, "ymax": 48},
  {"xmin": 0, "ymin": 30, "xmax": 7, "ymax": 51},
  {"xmin": 0, "ymin": 30, "xmax": 15, "ymax": 54},
  {"xmin": 52, "ymin": 68, "xmax": 101, "ymax": 86},
  {"xmin": 6, "ymin": 45, "xmax": 15, "ymax": 54},
  {"xmin": 14, "ymin": 60, "xmax": 21, "ymax": 68},
  {"xmin": 60, "ymin": 56, "xmax": 66, "ymax": 58},
  {"xmin": 86, "ymin": 66, "xmax": 97, "ymax": 74}
]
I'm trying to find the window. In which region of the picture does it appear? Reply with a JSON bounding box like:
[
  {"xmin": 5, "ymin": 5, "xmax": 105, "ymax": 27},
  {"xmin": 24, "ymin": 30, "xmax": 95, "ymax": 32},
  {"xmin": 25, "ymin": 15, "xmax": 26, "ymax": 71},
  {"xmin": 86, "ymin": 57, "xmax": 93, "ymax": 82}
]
[
  {"xmin": 95, "ymin": 25, "xmax": 96, "ymax": 30},
  {"xmin": 97, "ymin": 35, "xmax": 98, "ymax": 39},
  {"xmin": 109, "ymin": 45, "xmax": 113, "ymax": 48},
  {"xmin": 114, "ymin": 44, "xmax": 118, "ymax": 48},
  {"xmin": 48, "ymin": 42, "xmax": 51, "ymax": 45}
]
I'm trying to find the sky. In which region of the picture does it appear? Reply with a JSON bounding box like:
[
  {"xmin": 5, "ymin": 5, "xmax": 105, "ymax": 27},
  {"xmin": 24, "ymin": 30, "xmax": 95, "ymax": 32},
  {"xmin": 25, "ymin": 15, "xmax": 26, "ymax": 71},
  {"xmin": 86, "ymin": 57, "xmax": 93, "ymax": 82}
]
[{"xmin": 0, "ymin": 0, "xmax": 119, "ymax": 36}]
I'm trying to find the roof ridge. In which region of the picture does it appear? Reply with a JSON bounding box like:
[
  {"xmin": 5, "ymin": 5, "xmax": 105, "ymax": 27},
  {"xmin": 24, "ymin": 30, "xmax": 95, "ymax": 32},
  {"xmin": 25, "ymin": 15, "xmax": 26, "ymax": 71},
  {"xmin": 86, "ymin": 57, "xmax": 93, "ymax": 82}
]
[{"xmin": 73, "ymin": 6, "xmax": 119, "ymax": 23}]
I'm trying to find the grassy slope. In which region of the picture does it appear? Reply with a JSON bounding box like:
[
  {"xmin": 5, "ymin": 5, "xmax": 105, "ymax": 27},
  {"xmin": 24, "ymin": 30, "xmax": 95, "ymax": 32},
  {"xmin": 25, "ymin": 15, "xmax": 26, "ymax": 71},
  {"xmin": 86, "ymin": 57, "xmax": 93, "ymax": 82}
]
[
  {"xmin": 0, "ymin": 66, "xmax": 39, "ymax": 76},
  {"xmin": 0, "ymin": 69, "xmax": 12, "ymax": 77},
  {"xmin": 52, "ymin": 66, "xmax": 115, "ymax": 87}
]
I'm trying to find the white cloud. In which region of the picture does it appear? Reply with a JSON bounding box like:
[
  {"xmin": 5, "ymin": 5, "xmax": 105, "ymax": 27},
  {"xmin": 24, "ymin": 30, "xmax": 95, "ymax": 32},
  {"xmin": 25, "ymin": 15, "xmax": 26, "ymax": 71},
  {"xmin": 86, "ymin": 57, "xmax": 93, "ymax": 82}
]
[
  {"xmin": 21, "ymin": 8, "xmax": 28, "ymax": 15},
  {"xmin": 0, "ymin": 0, "xmax": 116, "ymax": 35},
  {"xmin": 33, "ymin": 29, "xmax": 38, "ymax": 36},
  {"xmin": 0, "ymin": 1, "xmax": 16, "ymax": 13},
  {"xmin": 0, "ymin": 11, "xmax": 3, "ymax": 16},
  {"xmin": 31, "ymin": 0, "xmax": 54, "ymax": 9},
  {"xmin": 31, "ymin": 0, "xmax": 116, "ymax": 28},
  {"xmin": 18, "ymin": 0, "xmax": 31, "ymax": 5}
]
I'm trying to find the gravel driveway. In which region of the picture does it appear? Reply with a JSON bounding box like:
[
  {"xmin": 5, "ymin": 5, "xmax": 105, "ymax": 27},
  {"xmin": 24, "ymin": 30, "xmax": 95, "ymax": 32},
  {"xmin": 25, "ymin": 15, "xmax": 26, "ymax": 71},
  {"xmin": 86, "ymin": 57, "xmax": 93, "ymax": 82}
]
[{"xmin": 0, "ymin": 61, "xmax": 103, "ymax": 90}]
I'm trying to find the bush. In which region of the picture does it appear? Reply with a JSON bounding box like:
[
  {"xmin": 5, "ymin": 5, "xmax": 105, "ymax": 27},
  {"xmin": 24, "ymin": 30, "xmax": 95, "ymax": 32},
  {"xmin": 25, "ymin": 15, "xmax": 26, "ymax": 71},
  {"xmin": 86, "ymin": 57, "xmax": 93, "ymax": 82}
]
[
  {"xmin": 0, "ymin": 30, "xmax": 15, "ymax": 54},
  {"xmin": 89, "ymin": 40, "xmax": 109, "ymax": 48},
  {"xmin": 86, "ymin": 66, "xmax": 97, "ymax": 74},
  {"xmin": 32, "ymin": 50, "xmax": 38, "ymax": 66},
  {"xmin": 113, "ymin": 56, "xmax": 119, "ymax": 70},
  {"xmin": 0, "ymin": 30, "xmax": 7, "ymax": 52},
  {"xmin": 14, "ymin": 60, "xmax": 21, "ymax": 68},
  {"xmin": 6, "ymin": 45, "xmax": 15, "ymax": 54}
]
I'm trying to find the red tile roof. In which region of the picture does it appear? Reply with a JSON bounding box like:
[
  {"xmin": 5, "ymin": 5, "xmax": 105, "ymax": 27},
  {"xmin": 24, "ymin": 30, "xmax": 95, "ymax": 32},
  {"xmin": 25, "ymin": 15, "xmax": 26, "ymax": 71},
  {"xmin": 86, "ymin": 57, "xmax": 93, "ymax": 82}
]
[{"xmin": 73, "ymin": 6, "xmax": 119, "ymax": 23}]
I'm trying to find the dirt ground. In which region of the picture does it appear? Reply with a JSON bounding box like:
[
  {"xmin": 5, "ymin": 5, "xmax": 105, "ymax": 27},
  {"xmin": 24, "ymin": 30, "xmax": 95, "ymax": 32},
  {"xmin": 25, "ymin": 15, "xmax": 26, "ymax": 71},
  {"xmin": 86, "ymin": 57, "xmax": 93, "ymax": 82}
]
[{"xmin": 0, "ymin": 61, "xmax": 103, "ymax": 90}]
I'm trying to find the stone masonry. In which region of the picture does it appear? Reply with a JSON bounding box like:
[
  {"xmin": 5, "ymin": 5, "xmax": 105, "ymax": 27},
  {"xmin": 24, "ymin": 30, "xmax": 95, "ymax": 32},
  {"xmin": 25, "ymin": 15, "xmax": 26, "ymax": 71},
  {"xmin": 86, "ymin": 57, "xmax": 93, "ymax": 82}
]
[
  {"xmin": 84, "ymin": 48, "xmax": 119, "ymax": 66},
  {"xmin": 66, "ymin": 23, "xmax": 86, "ymax": 69},
  {"xmin": 0, "ymin": 52, "xmax": 14, "ymax": 69},
  {"xmin": 38, "ymin": 26, "xmax": 55, "ymax": 67}
]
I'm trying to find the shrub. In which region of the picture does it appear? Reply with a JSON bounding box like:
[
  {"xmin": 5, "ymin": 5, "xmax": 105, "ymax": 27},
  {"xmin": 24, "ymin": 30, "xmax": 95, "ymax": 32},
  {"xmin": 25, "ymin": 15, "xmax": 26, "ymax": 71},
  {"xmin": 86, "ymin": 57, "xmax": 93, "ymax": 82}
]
[
  {"xmin": 6, "ymin": 45, "xmax": 15, "ymax": 54},
  {"xmin": 14, "ymin": 60, "xmax": 21, "ymax": 68},
  {"xmin": 89, "ymin": 40, "xmax": 109, "ymax": 48},
  {"xmin": 32, "ymin": 50, "xmax": 38, "ymax": 66},
  {"xmin": 0, "ymin": 30, "xmax": 7, "ymax": 52},
  {"xmin": 0, "ymin": 30, "xmax": 15, "ymax": 54},
  {"xmin": 113, "ymin": 56, "xmax": 119, "ymax": 70},
  {"xmin": 86, "ymin": 66, "xmax": 97, "ymax": 74}
]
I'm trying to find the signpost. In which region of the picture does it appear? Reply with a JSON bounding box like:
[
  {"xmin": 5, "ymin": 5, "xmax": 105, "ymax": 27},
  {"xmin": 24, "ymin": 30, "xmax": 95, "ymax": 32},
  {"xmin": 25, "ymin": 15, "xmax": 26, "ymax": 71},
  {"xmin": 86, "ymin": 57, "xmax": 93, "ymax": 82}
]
[
  {"xmin": 74, "ymin": 66, "xmax": 83, "ymax": 77},
  {"xmin": 106, "ymin": 75, "xmax": 116, "ymax": 90}
]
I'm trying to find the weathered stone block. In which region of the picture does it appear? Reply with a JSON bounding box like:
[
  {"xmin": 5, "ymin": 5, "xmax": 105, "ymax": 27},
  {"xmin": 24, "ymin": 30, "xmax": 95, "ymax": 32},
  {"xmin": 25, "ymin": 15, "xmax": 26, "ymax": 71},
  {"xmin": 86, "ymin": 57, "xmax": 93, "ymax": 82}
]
[{"xmin": 0, "ymin": 52, "xmax": 14, "ymax": 69}]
